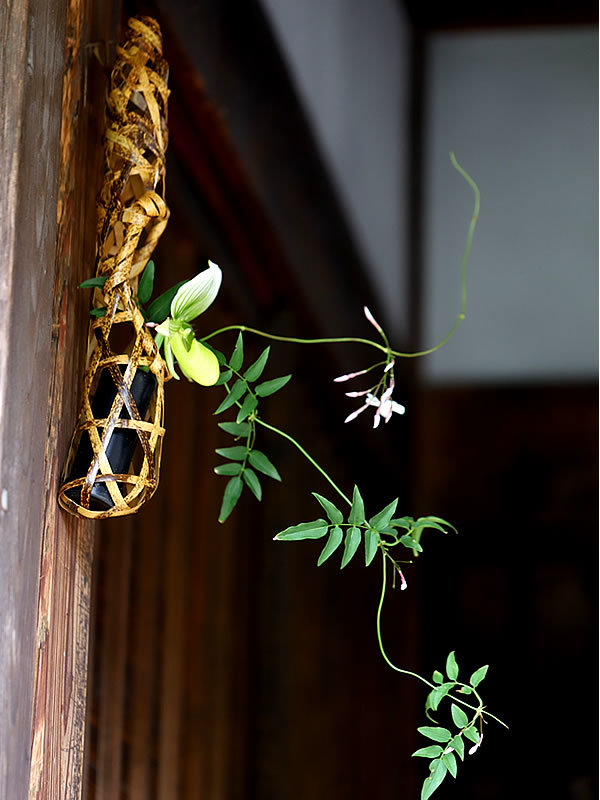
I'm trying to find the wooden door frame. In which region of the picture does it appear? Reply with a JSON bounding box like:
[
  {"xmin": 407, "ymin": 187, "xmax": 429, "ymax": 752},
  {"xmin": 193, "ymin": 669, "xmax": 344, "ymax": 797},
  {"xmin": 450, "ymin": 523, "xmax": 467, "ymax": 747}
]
[{"xmin": 0, "ymin": 1, "xmax": 118, "ymax": 797}]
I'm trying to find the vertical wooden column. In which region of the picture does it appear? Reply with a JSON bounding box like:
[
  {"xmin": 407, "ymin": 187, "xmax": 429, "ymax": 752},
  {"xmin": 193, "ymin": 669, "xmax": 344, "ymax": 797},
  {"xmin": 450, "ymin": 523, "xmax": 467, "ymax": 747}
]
[
  {"xmin": 0, "ymin": 2, "xmax": 68, "ymax": 798},
  {"xmin": 25, "ymin": 1, "xmax": 119, "ymax": 798}
]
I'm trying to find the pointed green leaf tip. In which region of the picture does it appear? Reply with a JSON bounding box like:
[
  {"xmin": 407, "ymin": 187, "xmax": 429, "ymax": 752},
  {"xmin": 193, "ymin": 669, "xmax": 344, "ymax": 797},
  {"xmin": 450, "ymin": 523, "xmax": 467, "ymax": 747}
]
[
  {"xmin": 469, "ymin": 665, "xmax": 489, "ymax": 687},
  {"xmin": 170, "ymin": 260, "xmax": 222, "ymax": 322},
  {"xmin": 446, "ymin": 651, "xmax": 459, "ymax": 681},
  {"xmin": 275, "ymin": 520, "xmax": 329, "ymax": 541},
  {"xmin": 421, "ymin": 759, "xmax": 448, "ymax": 800},
  {"xmin": 450, "ymin": 704, "xmax": 469, "ymax": 729},
  {"xmin": 229, "ymin": 332, "xmax": 244, "ymax": 371},
  {"xmin": 137, "ymin": 260, "xmax": 155, "ymax": 305},
  {"xmin": 348, "ymin": 485, "xmax": 365, "ymax": 525},
  {"xmin": 341, "ymin": 527, "xmax": 361, "ymax": 568},
  {"xmin": 317, "ymin": 526, "xmax": 343, "ymax": 565},
  {"xmin": 312, "ymin": 493, "xmax": 343, "ymax": 525},
  {"xmin": 218, "ymin": 476, "xmax": 243, "ymax": 523},
  {"xmin": 244, "ymin": 347, "xmax": 270, "ymax": 382},
  {"xmin": 418, "ymin": 727, "xmax": 452, "ymax": 743}
]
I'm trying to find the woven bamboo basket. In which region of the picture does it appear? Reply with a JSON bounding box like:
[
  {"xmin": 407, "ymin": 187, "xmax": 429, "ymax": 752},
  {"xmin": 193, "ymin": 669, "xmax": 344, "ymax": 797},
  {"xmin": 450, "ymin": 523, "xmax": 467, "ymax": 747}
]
[{"xmin": 59, "ymin": 16, "xmax": 171, "ymax": 519}]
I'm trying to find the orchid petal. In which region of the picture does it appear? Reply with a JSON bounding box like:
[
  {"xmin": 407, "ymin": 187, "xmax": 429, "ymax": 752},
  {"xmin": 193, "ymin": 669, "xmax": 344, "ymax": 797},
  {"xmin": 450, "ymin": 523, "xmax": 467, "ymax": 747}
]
[
  {"xmin": 170, "ymin": 331, "xmax": 220, "ymax": 386},
  {"xmin": 345, "ymin": 389, "xmax": 372, "ymax": 397},
  {"xmin": 373, "ymin": 412, "xmax": 381, "ymax": 429},
  {"xmin": 384, "ymin": 360, "xmax": 395, "ymax": 373},
  {"xmin": 170, "ymin": 260, "xmax": 222, "ymax": 322}
]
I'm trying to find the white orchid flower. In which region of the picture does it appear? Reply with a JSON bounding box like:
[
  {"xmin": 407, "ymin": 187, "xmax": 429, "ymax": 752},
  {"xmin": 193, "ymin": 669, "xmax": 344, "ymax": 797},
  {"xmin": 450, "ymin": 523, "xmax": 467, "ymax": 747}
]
[{"xmin": 155, "ymin": 260, "xmax": 222, "ymax": 386}]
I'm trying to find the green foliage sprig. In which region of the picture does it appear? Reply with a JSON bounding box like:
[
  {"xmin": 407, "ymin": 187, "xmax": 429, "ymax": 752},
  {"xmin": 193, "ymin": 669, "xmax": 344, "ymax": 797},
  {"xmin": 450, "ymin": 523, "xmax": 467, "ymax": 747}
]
[{"xmin": 79, "ymin": 153, "xmax": 504, "ymax": 798}]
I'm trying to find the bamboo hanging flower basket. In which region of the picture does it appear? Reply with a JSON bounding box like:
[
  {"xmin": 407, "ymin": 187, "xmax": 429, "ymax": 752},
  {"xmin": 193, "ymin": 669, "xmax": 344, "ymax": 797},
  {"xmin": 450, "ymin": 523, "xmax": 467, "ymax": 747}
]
[{"xmin": 59, "ymin": 16, "xmax": 171, "ymax": 519}]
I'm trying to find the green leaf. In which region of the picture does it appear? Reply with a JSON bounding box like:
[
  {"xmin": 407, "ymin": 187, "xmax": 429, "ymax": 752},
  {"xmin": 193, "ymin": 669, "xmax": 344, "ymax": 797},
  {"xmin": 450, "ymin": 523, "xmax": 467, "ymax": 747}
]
[
  {"xmin": 137, "ymin": 260, "xmax": 155, "ymax": 305},
  {"xmin": 389, "ymin": 516, "xmax": 413, "ymax": 530},
  {"xmin": 218, "ymin": 421, "xmax": 251, "ymax": 437},
  {"xmin": 417, "ymin": 727, "xmax": 452, "ymax": 743},
  {"xmin": 145, "ymin": 280, "xmax": 187, "ymax": 323},
  {"xmin": 214, "ymin": 462, "xmax": 243, "ymax": 476},
  {"xmin": 368, "ymin": 498, "xmax": 398, "ymax": 530},
  {"xmin": 458, "ymin": 686, "xmax": 473, "ymax": 694},
  {"xmin": 451, "ymin": 704, "xmax": 469, "ymax": 729},
  {"xmin": 412, "ymin": 746, "xmax": 443, "ymax": 759},
  {"xmin": 214, "ymin": 446, "xmax": 248, "ymax": 461},
  {"xmin": 341, "ymin": 527, "xmax": 361, "ymax": 568},
  {"xmin": 415, "ymin": 519, "xmax": 448, "ymax": 535},
  {"xmin": 312, "ymin": 493, "xmax": 344, "ymax": 525},
  {"xmin": 429, "ymin": 683, "xmax": 455, "ymax": 711},
  {"xmin": 317, "ymin": 526, "xmax": 343, "ymax": 566},
  {"xmin": 450, "ymin": 735, "xmax": 464, "ymax": 761},
  {"xmin": 442, "ymin": 751, "xmax": 457, "ymax": 778},
  {"xmin": 79, "ymin": 276, "xmax": 108, "ymax": 289},
  {"xmin": 446, "ymin": 651, "xmax": 459, "ymax": 681},
  {"xmin": 399, "ymin": 533, "xmax": 423, "ymax": 553},
  {"xmin": 469, "ymin": 665, "xmax": 489, "ymax": 687},
  {"xmin": 364, "ymin": 529, "xmax": 379, "ymax": 566},
  {"xmin": 348, "ymin": 485, "xmax": 365, "ymax": 526},
  {"xmin": 89, "ymin": 307, "xmax": 106, "ymax": 318},
  {"xmin": 275, "ymin": 519, "xmax": 329, "ymax": 541},
  {"xmin": 417, "ymin": 515, "xmax": 458, "ymax": 535},
  {"xmin": 236, "ymin": 392, "xmax": 258, "ymax": 423},
  {"xmin": 244, "ymin": 346, "xmax": 270, "ymax": 382},
  {"xmin": 216, "ymin": 369, "xmax": 233, "ymax": 385},
  {"xmin": 432, "ymin": 670, "xmax": 444, "ymax": 685},
  {"xmin": 248, "ymin": 450, "xmax": 281, "ymax": 481},
  {"xmin": 229, "ymin": 332, "xmax": 244, "ymax": 371},
  {"xmin": 243, "ymin": 468, "xmax": 262, "ymax": 500},
  {"xmin": 255, "ymin": 374, "xmax": 292, "ymax": 397},
  {"xmin": 214, "ymin": 380, "xmax": 246, "ymax": 414},
  {"xmin": 421, "ymin": 759, "xmax": 448, "ymax": 800},
  {"xmin": 463, "ymin": 726, "xmax": 480, "ymax": 744},
  {"xmin": 218, "ymin": 476, "xmax": 243, "ymax": 523}
]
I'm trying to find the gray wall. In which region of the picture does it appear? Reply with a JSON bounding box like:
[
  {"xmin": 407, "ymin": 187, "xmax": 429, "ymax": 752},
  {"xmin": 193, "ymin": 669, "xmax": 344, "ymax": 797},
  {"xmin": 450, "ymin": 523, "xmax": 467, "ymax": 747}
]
[
  {"xmin": 260, "ymin": 0, "xmax": 411, "ymax": 338},
  {"xmin": 422, "ymin": 28, "xmax": 598, "ymax": 383},
  {"xmin": 259, "ymin": 7, "xmax": 597, "ymax": 382}
]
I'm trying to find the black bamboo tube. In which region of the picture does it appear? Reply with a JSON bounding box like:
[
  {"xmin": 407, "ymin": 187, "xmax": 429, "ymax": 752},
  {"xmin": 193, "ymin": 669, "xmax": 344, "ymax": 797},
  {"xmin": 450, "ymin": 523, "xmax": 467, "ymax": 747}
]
[{"xmin": 64, "ymin": 366, "xmax": 156, "ymax": 510}]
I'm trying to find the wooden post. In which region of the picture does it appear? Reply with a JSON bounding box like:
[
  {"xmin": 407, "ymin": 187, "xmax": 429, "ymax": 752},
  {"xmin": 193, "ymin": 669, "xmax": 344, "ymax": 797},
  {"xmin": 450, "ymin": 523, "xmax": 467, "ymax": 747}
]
[
  {"xmin": 28, "ymin": 1, "xmax": 120, "ymax": 796},
  {"xmin": 0, "ymin": 2, "xmax": 68, "ymax": 797},
  {"xmin": 0, "ymin": 1, "xmax": 117, "ymax": 798}
]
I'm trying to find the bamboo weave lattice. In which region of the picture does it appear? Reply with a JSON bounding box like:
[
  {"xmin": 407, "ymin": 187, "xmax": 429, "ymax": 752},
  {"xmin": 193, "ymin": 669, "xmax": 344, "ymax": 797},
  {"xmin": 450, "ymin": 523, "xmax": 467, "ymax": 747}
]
[{"xmin": 59, "ymin": 17, "xmax": 170, "ymax": 519}]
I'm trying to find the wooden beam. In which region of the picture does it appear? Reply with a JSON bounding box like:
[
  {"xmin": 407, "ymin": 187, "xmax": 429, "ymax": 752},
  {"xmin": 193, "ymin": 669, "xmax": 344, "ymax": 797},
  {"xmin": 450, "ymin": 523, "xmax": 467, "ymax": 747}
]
[
  {"xmin": 27, "ymin": 1, "xmax": 120, "ymax": 798},
  {"xmin": 0, "ymin": 2, "xmax": 68, "ymax": 798}
]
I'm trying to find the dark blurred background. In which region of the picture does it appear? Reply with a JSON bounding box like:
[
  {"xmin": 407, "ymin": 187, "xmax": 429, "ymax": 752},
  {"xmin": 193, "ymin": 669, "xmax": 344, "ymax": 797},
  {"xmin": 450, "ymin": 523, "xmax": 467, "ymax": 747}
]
[{"xmin": 87, "ymin": 1, "xmax": 598, "ymax": 798}]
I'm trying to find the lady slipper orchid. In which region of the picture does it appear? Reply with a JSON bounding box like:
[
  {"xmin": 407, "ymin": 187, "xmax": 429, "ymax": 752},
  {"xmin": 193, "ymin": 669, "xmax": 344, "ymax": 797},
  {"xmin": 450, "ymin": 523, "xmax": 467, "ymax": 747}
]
[{"xmin": 155, "ymin": 260, "xmax": 222, "ymax": 385}]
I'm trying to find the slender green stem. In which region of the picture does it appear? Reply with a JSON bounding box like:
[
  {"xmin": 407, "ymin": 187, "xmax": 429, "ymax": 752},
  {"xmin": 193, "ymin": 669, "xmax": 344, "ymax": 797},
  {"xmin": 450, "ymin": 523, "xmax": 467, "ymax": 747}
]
[
  {"xmin": 255, "ymin": 418, "xmax": 352, "ymax": 507},
  {"xmin": 203, "ymin": 326, "xmax": 388, "ymax": 352},
  {"xmin": 203, "ymin": 155, "xmax": 479, "ymax": 362},
  {"xmin": 376, "ymin": 550, "xmax": 508, "ymax": 729}
]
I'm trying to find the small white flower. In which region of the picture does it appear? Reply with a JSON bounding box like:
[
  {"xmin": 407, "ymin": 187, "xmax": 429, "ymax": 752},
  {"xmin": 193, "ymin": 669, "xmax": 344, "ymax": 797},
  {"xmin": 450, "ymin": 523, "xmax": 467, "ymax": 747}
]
[{"xmin": 468, "ymin": 734, "xmax": 483, "ymax": 755}]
